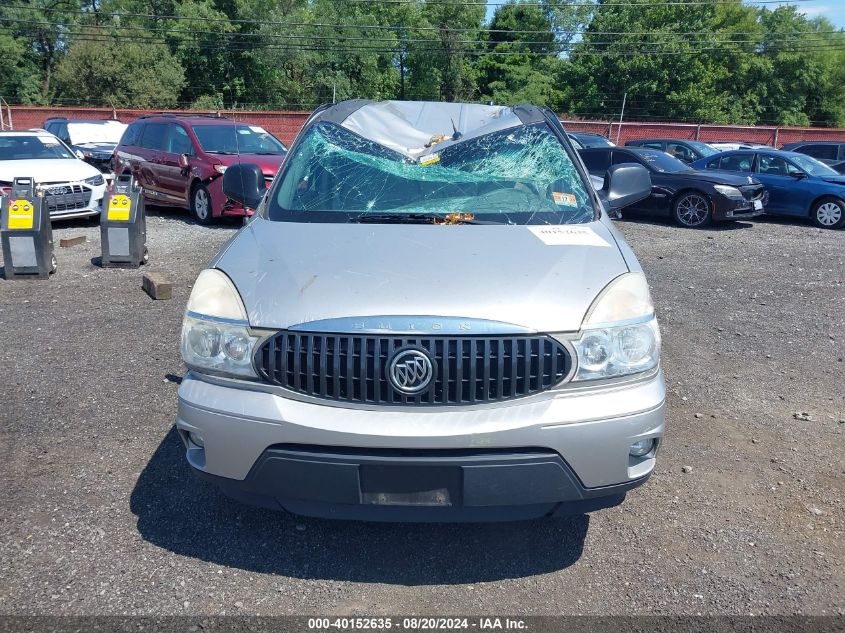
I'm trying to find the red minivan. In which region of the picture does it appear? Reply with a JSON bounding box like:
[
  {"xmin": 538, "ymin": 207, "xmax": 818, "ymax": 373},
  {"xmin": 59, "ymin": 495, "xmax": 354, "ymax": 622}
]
[{"xmin": 113, "ymin": 114, "xmax": 287, "ymax": 223}]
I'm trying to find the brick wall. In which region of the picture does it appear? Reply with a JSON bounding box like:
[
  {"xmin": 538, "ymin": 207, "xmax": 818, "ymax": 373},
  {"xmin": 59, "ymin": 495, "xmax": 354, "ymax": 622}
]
[{"xmin": 5, "ymin": 105, "xmax": 845, "ymax": 148}]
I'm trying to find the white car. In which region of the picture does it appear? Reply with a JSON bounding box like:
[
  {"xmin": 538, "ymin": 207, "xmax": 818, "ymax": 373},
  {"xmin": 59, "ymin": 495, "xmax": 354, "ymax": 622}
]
[{"xmin": 0, "ymin": 131, "xmax": 107, "ymax": 221}]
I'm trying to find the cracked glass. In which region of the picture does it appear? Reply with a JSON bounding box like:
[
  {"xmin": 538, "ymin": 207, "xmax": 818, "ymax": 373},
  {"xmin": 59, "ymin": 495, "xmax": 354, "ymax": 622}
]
[{"xmin": 270, "ymin": 121, "xmax": 595, "ymax": 225}]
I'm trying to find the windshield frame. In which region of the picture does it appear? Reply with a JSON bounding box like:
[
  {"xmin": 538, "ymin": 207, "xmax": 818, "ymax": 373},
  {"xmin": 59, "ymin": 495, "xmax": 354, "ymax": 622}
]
[{"xmin": 263, "ymin": 114, "xmax": 600, "ymax": 225}]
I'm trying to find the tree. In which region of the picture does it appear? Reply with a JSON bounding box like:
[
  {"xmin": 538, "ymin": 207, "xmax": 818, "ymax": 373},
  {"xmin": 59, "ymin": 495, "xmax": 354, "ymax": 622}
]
[{"xmin": 54, "ymin": 30, "xmax": 184, "ymax": 107}]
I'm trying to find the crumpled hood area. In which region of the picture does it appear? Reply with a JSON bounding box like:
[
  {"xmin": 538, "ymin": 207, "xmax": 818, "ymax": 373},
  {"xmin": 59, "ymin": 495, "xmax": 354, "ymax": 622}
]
[{"xmin": 215, "ymin": 219, "xmax": 629, "ymax": 333}]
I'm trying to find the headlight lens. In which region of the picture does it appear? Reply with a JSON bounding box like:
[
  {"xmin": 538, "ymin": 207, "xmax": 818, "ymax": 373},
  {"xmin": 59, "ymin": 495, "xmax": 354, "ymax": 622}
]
[
  {"xmin": 712, "ymin": 184, "xmax": 743, "ymax": 199},
  {"xmin": 181, "ymin": 269, "xmax": 258, "ymax": 378},
  {"xmin": 573, "ymin": 319, "xmax": 660, "ymax": 381},
  {"xmin": 85, "ymin": 174, "xmax": 105, "ymax": 186},
  {"xmin": 573, "ymin": 272, "xmax": 660, "ymax": 381}
]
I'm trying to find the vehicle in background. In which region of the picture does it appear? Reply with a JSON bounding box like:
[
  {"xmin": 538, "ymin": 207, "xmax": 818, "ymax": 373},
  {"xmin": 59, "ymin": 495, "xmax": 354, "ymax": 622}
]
[
  {"xmin": 567, "ymin": 134, "xmax": 584, "ymax": 149},
  {"xmin": 708, "ymin": 141, "xmax": 773, "ymax": 152},
  {"xmin": 43, "ymin": 118, "xmax": 127, "ymax": 176},
  {"xmin": 579, "ymin": 146, "xmax": 765, "ymax": 228},
  {"xmin": 691, "ymin": 149, "xmax": 845, "ymax": 229},
  {"xmin": 113, "ymin": 114, "xmax": 287, "ymax": 223},
  {"xmin": 0, "ymin": 131, "xmax": 106, "ymax": 220},
  {"xmin": 625, "ymin": 138, "xmax": 718, "ymax": 164},
  {"xmin": 177, "ymin": 99, "xmax": 663, "ymax": 522},
  {"xmin": 567, "ymin": 131, "xmax": 615, "ymax": 148},
  {"xmin": 780, "ymin": 141, "xmax": 845, "ymax": 175}
]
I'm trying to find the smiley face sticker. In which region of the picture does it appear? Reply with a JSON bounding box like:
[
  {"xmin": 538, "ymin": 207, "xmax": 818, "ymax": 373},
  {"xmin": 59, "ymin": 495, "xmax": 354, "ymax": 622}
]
[
  {"xmin": 7, "ymin": 199, "xmax": 34, "ymax": 230},
  {"xmin": 107, "ymin": 194, "xmax": 131, "ymax": 221}
]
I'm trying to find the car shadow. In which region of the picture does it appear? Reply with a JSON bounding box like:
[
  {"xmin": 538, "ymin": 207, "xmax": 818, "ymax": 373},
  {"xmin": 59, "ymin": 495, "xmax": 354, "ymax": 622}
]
[
  {"xmin": 616, "ymin": 214, "xmax": 754, "ymax": 231},
  {"xmin": 130, "ymin": 427, "xmax": 590, "ymax": 584}
]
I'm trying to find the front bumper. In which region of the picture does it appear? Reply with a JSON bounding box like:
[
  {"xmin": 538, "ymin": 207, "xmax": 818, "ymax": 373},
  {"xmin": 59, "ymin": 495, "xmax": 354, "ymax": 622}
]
[
  {"xmin": 176, "ymin": 370, "xmax": 666, "ymax": 521},
  {"xmin": 714, "ymin": 196, "xmax": 765, "ymax": 221}
]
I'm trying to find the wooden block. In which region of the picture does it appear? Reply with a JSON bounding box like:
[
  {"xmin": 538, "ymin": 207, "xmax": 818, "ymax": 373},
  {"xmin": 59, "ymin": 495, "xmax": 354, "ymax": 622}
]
[
  {"xmin": 142, "ymin": 272, "xmax": 173, "ymax": 300},
  {"xmin": 59, "ymin": 235, "xmax": 86, "ymax": 247}
]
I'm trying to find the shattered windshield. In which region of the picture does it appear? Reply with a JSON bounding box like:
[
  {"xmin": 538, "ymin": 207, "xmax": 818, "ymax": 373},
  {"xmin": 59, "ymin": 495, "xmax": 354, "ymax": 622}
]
[{"xmin": 270, "ymin": 122, "xmax": 594, "ymax": 224}]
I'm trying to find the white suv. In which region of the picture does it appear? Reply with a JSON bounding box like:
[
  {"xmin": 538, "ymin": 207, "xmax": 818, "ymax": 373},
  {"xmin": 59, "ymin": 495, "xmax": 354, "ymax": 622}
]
[{"xmin": 0, "ymin": 131, "xmax": 107, "ymax": 220}]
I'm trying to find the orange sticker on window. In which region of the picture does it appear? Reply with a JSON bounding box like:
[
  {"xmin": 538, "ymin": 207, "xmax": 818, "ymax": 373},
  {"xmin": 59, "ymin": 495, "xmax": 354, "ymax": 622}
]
[
  {"xmin": 7, "ymin": 199, "xmax": 34, "ymax": 229},
  {"xmin": 551, "ymin": 192, "xmax": 577, "ymax": 207},
  {"xmin": 107, "ymin": 194, "xmax": 131, "ymax": 221}
]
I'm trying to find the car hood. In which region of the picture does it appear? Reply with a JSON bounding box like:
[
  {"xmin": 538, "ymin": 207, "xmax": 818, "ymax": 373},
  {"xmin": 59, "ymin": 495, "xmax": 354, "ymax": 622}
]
[
  {"xmin": 819, "ymin": 176, "xmax": 845, "ymax": 185},
  {"xmin": 216, "ymin": 153, "xmax": 287, "ymax": 176},
  {"xmin": 676, "ymin": 170, "xmax": 761, "ymax": 186},
  {"xmin": 215, "ymin": 219, "xmax": 629, "ymax": 333},
  {"xmin": 74, "ymin": 142, "xmax": 117, "ymax": 153},
  {"xmin": 0, "ymin": 158, "xmax": 101, "ymax": 183}
]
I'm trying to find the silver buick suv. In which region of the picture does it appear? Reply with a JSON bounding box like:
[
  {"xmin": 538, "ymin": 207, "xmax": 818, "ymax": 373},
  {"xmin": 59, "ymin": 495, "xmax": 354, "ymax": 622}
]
[{"xmin": 176, "ymin": 100, "xmax": 665, "ymax": 522}]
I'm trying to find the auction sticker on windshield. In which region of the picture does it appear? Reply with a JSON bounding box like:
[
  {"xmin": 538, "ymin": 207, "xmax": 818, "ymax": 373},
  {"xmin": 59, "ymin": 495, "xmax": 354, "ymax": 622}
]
[{"xmin": 528, "ymin": 225, "xmax": 611, "ymax": 247}]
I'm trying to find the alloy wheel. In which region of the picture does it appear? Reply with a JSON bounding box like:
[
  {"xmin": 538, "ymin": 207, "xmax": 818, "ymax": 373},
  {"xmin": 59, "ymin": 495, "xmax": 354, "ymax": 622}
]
[
  {"xmin": 675, "ymin": 193, "xmax": 710, "ymax": 227},
  {"xmin": 194, "ymin": 188, "xmax": 210, "ymax": 221}
]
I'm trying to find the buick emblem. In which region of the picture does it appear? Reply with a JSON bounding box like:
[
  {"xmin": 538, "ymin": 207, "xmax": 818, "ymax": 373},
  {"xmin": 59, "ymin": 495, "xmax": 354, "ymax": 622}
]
[{"xmin": 388, "ymin": 348, "xmax": 433, "ymax": 394}]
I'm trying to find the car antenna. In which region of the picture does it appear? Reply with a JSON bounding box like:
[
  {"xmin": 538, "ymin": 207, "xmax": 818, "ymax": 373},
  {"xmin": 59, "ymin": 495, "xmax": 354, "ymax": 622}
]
[{"xmin": 451, "ymin": 118, "xmax": 462, "ymax": 141}]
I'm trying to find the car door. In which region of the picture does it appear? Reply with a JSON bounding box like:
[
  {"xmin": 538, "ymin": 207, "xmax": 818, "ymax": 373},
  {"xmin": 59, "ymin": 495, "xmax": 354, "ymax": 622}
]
[
  {"xmin": 136, "ymin": 122, "xmax": 169, "ymax": 196},
  {"xmin": 156, "ymin": 123, "xmax": 193, "ymax": 203},
  {"xmin": 754, "ymin": 154, "xmax": 813, "ymax": 216}
]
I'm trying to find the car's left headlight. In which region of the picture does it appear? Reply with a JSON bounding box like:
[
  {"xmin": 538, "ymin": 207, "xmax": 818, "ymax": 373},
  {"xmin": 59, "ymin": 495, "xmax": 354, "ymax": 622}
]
[
  {"xmin": 181, "ymin": 269, "xmax": 259, "ymax": 379},
  {"xmin": 85, "ymin": 174, "xmax": 105, "ymax": 186},
  {"xmin": 572, "ymin": 272, "xmax": 661, "ymax": 381},
  {"xmin": 712, "ymin": 184, "xmax": 743, "ymax": 200}
]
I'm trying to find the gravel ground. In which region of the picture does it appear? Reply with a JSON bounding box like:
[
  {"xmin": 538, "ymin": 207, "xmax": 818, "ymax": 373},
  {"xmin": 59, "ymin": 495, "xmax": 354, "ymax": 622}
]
[{"xmin": 0, "ymin": 208, "xmax": 842, "ymax": 616}]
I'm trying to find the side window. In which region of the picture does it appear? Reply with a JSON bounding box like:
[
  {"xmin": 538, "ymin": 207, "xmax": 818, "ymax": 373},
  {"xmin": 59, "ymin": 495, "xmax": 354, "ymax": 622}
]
[
  {"xmin": 580, "ymin": 150, "xmax": 610, "ymax": 173},
  {"xmin": 611, "ymin": 151, "xmax": 641, "ymax": 166},
  {"xmin": 167, "ymin": 124, "xmax": 192, "ymax": 155},
  {"xmin": 799, "ymin": 144, "xmax": 837, "ymax": 160},
  {"xmin": 667, "ymin": 142, "xmax": 695, "ymax": 163},
  {"xmin": 758, "ymin": 154, "xmax": 796, "ymax": 176},
  {"xmin": 56, "ymin": 123, "xmax": 70, "ymax": 144},
  {"xmin": 45, "ymin": 122, "xmax": 59, "ymax": 135},
  {"xmin": 719, "ymin": 153, "xmax": 754, "ymax": 172},
  {"xmin": 641, "ymin": 142, "xmax": 663, "ymax": 150},
  {"xmin": 140, "ymin": 123, "xmax": 168, "ymax": 150},
  {"xmin": 704, "ymin": 158, "xmax": 720, "ymax": 170},
  {"xmin": 121, "ymin": 122, "xmax": 143, "ymax": 147}
]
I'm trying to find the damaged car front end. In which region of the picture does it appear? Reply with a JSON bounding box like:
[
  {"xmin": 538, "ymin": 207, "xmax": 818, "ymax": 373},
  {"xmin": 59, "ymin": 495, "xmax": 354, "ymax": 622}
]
[{"xmin": 176, "ymin": 100, "xmax": 664, "ymax": 522}]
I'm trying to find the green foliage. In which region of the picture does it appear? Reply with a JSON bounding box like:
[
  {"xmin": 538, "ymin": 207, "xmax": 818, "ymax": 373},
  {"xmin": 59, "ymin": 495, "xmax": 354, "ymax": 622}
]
[
  {"xmin": 54, "ymin": 31, "xmax": 185, "ymax": 108},
  {"xmin": 0, "ymin": 0, "xmax": 843, "ymax": 127}
]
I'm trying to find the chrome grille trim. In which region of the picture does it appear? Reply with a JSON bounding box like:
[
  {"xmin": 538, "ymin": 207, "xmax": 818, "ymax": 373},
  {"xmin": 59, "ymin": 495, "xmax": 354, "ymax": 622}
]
[
  {"xmin": 41, "ymin": 183, "xmax": 90, "ymax": 214},
  {"xmin": 255, "ymin": 332, "xmax": 572, "ymax": 406}
]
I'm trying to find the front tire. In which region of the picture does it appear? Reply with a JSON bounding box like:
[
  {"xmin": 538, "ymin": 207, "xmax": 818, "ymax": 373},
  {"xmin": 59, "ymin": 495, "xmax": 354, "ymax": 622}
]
[
  {"xmin": 190, "ymin": 183, "xmax": 214, "ymax": 225},
  {"xmin": 811, "ymin": 197, "xmax": 845, "ymax": 229},
  {"xmin": 672, "ymin": 191, "xmax": 712, "ymax": 228}
]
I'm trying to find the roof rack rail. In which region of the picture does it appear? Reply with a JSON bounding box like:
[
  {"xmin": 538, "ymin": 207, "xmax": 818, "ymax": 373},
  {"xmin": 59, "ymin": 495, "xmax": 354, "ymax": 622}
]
[{"xmin": 137, "ymin": 112, "xmax": 230, "ymax": 120}]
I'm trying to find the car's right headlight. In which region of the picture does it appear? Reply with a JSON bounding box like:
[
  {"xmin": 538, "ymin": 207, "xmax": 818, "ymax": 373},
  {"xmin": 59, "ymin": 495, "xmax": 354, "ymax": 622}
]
[
  {"xmin": 572, "ymin": 272, "xmax": 661, "ymax": 381},
  {"xmin": 181, "ymin": 269, "xmax": 259, "ymax": 378}
]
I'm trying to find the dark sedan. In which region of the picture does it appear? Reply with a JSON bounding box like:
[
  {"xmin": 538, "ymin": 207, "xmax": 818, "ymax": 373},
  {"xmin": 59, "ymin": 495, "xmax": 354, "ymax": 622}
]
[{"xmin": 579, "ymin": 147, "xmax": 765, "ymax": 228}]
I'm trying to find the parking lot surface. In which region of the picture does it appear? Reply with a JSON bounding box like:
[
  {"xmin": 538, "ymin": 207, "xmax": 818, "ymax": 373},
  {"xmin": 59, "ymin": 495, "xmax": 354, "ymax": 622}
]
[{"xmin": 0, "ymin": 210, "xmax": 842, "ymax": 615}]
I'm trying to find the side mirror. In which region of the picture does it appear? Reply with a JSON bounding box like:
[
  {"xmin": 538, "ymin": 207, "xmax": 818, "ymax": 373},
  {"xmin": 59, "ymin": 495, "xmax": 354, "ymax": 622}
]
[
  {"xmin": 792, "ymin": 171, "xmax": 807, "ymax": 179},
  {"xmin": 178, "ymin": 154, "xmax": 190, "ymax": 170},
  {"xmin": 75, "ymin": 149, "xmax": 85, "ymax": 160},
  {"xmin": 599, "ymin": 163, "xmax": 652, "ymax": 214},
  {"xmin": 223, "ymin": 163, "xmax": 265, "ymax": 210}
]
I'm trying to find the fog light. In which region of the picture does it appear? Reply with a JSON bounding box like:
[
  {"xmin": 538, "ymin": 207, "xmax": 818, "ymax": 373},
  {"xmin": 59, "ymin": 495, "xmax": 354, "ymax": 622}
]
[
  {"xmin": 188, "ymin": 432, "xmax": 205, "ymax": 448},
  {"xmin": 629, "ymin": 438, "xmax": 654, "ymax": 457}
]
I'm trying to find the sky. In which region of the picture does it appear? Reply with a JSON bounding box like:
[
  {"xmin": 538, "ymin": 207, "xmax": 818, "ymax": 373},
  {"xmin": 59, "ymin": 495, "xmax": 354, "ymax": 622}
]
[{"xmin": 484, "ymin": 1, "xmax": 845, "ymax": 28}]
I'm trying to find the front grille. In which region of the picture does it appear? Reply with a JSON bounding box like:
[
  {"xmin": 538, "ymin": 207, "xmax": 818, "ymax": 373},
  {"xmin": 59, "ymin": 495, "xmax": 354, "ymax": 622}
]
[
  {"xmin": 42, "ymin": 184, "xmax": 90, "ymax": 213},
  {"xmin": 255, "ymin": 332, "xmax": 571, "ymax": 406},
  {"xmin": 739, "ymin": 184, "xmax": 764, "ymax": 201}
]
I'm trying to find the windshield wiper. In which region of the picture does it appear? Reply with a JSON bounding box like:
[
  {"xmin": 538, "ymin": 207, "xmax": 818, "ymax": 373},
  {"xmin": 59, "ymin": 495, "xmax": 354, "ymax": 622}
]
[{"xmin": 348, "ymin": 212, "xmax": 500, "ymax": 225}]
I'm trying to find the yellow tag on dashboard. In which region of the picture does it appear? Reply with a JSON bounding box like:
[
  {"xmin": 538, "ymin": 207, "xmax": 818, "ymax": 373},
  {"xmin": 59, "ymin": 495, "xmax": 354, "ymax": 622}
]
[
  {"xmin": 7, "ymin": 199, "xmax": 34, "ymax": 229},
  {"xmin": 108, "ymin": 194, "xmax": 131, "ymax": 221}
]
